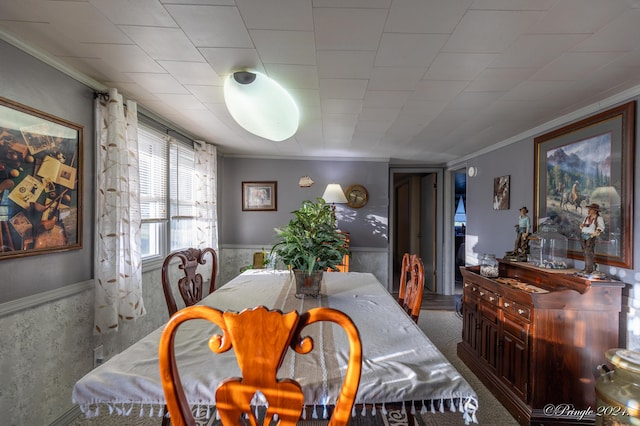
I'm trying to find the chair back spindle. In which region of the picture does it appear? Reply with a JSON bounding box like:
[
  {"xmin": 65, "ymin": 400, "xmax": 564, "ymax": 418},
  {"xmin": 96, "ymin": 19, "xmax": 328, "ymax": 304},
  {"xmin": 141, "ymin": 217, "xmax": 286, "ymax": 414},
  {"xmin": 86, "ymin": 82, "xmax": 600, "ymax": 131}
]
[
  {"xmin": 402, "ymin": 254, "xmax": 425, "ymax": 322},
  {"xmin": 397, "ymin": 252, "xmax": 411, "ymax": 306},
  {"xmin": 161, "ymin": 247, "xmax": 218, "ymax": 316}
]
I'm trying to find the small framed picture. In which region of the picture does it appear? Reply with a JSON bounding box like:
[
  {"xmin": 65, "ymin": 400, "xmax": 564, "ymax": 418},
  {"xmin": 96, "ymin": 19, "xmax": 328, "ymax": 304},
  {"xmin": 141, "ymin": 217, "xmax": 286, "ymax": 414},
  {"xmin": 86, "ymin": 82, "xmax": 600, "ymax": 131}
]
[
  {"xmin": 493, "ymin": 175, "xmax": 510, "ymax": 210},
  {"xmin": 242, "ymin": 181, "xmax": 277, "ymax": 211}
]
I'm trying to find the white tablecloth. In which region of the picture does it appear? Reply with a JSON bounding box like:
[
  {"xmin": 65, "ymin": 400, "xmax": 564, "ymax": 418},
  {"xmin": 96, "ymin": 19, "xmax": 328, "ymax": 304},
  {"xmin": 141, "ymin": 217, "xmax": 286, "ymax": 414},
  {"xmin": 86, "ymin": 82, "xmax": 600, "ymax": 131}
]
[{"xmin": 73, "ymin": 270, "xmax": 478, "ymax": 422}]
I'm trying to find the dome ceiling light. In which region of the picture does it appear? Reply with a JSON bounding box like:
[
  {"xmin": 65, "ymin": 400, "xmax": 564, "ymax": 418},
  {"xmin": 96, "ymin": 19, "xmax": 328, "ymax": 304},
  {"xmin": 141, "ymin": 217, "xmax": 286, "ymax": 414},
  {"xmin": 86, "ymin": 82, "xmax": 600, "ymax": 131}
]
[{"xmin": 223, "ymin": 71, "xmax": 300, "ymax": 142}]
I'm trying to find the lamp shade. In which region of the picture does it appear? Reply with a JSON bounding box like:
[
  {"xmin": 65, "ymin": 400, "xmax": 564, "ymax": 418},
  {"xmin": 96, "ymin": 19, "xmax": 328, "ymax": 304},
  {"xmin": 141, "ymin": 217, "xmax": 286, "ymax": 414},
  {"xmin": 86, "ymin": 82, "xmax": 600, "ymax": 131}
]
[
  {"xmin": 224, "ymin": 71, "xmax": 300, "ymax": 142},
  {"xmin": 322, "ymin": 184, "xmax": 348, "ymax": 204}
]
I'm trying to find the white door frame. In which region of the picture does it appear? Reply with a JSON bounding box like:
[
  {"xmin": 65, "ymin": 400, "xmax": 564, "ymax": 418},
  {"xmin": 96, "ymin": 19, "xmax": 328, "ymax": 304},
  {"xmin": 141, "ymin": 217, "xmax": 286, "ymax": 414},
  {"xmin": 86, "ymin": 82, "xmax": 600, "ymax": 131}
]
[{"xmin": 388, "ymin": 166, "xmax": 445, "ymax": 294}]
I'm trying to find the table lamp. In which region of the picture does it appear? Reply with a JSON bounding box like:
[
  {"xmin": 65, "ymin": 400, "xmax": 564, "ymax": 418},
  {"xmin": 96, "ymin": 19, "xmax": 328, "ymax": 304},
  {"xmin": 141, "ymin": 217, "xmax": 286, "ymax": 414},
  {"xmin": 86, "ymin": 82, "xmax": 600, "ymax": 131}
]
[{"xmin": 322, "ymin": 183, "xmax": 348, "ymax": 226}]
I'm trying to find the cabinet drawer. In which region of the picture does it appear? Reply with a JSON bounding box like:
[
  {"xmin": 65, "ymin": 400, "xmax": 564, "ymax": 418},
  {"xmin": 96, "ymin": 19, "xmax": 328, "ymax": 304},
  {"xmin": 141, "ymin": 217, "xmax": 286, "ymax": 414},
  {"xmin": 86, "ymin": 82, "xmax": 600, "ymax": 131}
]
[
  {"xmin": 478, "ymin": 288, "xmax": 500, "ymax": 306},
  {"xmin": 464, "ymin": 281, "xmax": 480, "ymax": 293},
  {"xmin": 479, "ymin": 300, "xmax": 499, "ymax": 323},
  {"xmin": 502, "ymin": 299, "xmax": 531, "ymax": 321},
  {"xmin": 514, "ymin": 303, "xmax": 530, "ymax": 320},
  {"xmin": 503, "ymin": 313, "xmax": 529, "ymax": 340}
]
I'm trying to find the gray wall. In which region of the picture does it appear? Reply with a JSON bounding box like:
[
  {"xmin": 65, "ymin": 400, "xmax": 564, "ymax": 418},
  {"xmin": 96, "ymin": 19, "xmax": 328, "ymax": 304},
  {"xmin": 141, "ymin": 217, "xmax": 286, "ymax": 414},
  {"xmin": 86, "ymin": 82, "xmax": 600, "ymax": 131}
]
[
  {"xmin": 219, "ymin": 157, "xmax": 389, "ymax": 249},
  {"xmin": 464, "ymin": 138, "xmax": 534, "ymax": 262},
  {"xmin": 0, "ymin": 39, "xmax": 94, "ymax": 304}
]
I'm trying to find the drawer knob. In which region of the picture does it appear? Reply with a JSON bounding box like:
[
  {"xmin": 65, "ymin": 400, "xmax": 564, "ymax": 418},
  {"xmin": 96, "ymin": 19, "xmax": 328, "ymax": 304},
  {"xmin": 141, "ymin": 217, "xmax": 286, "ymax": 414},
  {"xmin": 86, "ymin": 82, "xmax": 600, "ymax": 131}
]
[
  {"xmin": 503, "ymin": 302, "xmax": 510, "ymax": 308},
  {"xmin": 518, "ymin": 309, "xmax": 526, "ymax": 315},
  {"xmin": 479, "ymin": 291, "xmax": 485, "ymax": 296},
  {"xmin": 489, "ymin": 296, "xmax": 495, "ymax": 301}
]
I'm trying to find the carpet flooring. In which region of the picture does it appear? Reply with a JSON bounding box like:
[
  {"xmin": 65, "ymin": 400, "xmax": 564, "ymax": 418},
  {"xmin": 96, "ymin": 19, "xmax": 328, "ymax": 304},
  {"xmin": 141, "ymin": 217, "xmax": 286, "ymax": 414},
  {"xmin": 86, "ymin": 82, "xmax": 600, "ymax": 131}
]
[{"xmin": 68, "ymin": 309, "xmax": 519, "ymax": 425}]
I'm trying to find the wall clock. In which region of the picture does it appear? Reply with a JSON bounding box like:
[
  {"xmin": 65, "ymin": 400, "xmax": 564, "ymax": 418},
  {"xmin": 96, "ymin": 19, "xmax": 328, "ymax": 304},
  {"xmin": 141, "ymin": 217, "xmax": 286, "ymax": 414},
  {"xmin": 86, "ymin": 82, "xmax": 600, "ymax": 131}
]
[{"xmin": 345, "ymin": 184, "xmax": 368, "ymax": 208}]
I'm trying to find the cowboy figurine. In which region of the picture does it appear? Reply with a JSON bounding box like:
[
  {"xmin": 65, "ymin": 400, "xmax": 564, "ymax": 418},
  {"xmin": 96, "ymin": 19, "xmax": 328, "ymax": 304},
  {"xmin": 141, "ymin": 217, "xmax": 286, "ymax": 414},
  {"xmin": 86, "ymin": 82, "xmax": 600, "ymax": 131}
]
[
  {"xmin": 513, "ymin": 206, "xmax": 531, "ymax": 256},
  {"xmin": 580, "ymin": 203, "xmax": 605, "ymax": 274}
]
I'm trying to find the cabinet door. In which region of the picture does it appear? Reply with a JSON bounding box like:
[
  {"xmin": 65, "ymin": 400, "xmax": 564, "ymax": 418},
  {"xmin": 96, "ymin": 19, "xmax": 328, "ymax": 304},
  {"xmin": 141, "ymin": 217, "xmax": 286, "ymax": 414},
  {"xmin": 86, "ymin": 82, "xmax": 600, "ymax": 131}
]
[
  {"xmin": 461, "ymin": 284, "xmax": 479, "ymax": 352},
  {"xmin": 501, "ymin": 313, "xmax": 529, "ymax": 400},
  {"xmin": 478, "ymin": 302, "xmax": 499, "ymax": 371},
  {"xmin": 461, "ymin": 301, "xmax": 478, "ymax": 352}
]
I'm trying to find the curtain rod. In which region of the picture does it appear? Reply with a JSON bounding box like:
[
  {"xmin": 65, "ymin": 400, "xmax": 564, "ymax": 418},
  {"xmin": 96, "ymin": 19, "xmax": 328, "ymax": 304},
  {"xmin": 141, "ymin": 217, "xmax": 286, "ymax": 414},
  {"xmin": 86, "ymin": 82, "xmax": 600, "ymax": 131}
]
[{"xmin": 94, "ymin": 90, "xmax": 200, "ymax": 145}]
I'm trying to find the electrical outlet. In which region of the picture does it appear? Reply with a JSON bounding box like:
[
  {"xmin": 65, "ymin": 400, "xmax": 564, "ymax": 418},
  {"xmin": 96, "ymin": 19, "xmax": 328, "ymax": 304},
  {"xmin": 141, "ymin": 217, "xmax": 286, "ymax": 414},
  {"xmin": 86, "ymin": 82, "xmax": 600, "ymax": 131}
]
[{"xmin": 93, "ymin": 345, "xmax": 104, "ymax": 368}]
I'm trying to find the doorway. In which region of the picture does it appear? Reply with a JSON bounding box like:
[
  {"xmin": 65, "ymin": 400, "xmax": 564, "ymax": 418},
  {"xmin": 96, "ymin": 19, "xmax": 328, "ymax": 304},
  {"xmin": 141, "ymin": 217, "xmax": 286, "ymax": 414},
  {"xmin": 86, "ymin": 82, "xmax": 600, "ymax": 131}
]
[
  {"xmin": 391, "ymin": 172, "xmax": 437, "ymax": 294},
  {"xmin": 453, "ymin": 170, "xmax": 467, "ymax": 293}
]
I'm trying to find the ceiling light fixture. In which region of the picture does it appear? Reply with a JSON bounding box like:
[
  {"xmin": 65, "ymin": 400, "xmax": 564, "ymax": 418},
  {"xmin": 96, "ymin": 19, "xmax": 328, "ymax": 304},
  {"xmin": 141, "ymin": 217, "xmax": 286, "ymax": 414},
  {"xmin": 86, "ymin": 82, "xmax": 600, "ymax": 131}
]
[{"xmin": 223, "ymin": 71, "xmax": 300, "ymax": 142}]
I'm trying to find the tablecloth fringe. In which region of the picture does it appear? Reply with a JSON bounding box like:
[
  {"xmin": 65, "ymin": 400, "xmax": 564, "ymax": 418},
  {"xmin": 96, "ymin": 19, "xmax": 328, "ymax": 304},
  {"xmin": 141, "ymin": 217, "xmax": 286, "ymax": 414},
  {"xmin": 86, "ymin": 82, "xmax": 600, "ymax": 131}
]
[{"xmin": 78, "ymin": 396, "xmax": 478, "ymax": 424}]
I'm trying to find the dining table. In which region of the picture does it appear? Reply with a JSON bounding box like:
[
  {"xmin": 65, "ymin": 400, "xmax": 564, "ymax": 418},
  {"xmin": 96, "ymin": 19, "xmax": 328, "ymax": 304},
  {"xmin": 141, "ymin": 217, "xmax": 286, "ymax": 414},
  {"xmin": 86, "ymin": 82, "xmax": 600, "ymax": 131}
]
[{"xmin": 72, "ymin": 270, "xmax": 478, "ymax": 423}]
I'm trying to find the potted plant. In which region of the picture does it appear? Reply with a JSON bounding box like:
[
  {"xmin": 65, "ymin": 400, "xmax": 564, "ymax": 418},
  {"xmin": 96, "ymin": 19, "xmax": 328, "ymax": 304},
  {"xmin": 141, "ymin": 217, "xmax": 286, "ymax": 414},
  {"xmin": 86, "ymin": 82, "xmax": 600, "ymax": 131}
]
[{"xmin": 271, "ymin": 198, "xmax": 349, "ymax": 296}]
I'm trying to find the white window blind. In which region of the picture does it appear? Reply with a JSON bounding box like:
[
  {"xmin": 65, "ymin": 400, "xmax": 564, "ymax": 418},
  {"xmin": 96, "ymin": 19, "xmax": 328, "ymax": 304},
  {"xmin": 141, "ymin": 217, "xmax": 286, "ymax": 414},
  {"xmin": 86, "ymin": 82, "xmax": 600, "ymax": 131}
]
[
  {"xmin": 169, "ymin": 142, "xmax": 197, "ymax": 250},
  {"xmin": 138, "ymin": 122, "xmax": 198, "ymax": 259},
  {"xmin": 139, "ymin": 126, "xmax": 168, "ymax": 222}
]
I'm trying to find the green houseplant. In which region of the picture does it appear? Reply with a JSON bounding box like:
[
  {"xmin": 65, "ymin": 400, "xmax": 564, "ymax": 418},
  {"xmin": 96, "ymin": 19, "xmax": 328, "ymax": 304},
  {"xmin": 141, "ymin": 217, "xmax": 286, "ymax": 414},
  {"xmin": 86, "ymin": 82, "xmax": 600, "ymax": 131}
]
[{"xmin": 271, "ymin": 198, "xmax": 349, "ymax": 296}]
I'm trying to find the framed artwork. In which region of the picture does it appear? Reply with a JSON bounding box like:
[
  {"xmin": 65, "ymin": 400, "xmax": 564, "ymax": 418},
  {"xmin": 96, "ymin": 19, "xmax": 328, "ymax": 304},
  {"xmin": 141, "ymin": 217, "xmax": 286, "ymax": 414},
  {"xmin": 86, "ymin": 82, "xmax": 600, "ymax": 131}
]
[
  {"xmin": 534, "ymin": 101, "xmax": 635, "ymax": 269},
  {"xmin": 493, "ymin": 175, "xmax": 510, "ymax": 210},
  {"xmin": 242, "ymin": 181, "xmax": 277, "ymax": 211},
  {"xmin": 0, "ymin": 96, "xmax": 83, "ymax": 259}
]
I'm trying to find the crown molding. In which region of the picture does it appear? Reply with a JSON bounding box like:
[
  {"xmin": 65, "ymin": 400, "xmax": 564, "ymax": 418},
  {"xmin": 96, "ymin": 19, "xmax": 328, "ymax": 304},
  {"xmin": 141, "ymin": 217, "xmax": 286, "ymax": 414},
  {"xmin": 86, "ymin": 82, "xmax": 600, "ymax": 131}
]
[{"xmin": 447, "ymin": 85, "xmax": 640, "ymax": 168}]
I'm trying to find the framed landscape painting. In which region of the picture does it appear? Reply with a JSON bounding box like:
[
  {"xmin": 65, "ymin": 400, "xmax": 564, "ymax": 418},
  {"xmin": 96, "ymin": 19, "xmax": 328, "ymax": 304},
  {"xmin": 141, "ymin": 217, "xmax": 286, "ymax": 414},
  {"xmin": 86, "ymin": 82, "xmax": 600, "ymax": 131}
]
[
  {"xmin": 0, "ymin": 96, "xmax": 83, "ymax": 259},
  {"xmin": 533, "ymin": 101, "xmax": 634, "ymax": 269}
]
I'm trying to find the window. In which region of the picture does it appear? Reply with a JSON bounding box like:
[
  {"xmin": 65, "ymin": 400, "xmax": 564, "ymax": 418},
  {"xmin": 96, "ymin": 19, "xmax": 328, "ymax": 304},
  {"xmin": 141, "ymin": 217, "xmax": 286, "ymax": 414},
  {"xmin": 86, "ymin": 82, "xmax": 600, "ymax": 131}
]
[
  {"xmin": 169, "ymin": 142, "xmax": 197, "ymax": 250},
  {"xmin": 138, "ymin": 123, "xmax": 197, "ymax": 262}
]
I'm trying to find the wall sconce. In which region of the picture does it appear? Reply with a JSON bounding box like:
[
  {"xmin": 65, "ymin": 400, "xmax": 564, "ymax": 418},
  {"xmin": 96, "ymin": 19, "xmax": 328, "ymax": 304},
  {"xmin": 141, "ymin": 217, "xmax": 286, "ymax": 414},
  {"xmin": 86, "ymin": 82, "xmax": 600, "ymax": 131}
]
[
  {"xmin": 467, "ymin": 166, "xmax": 478, "ymax": 177},
  {"xmin": 223, "ymin": 71, "xmax": 300, "ymax": 141}
]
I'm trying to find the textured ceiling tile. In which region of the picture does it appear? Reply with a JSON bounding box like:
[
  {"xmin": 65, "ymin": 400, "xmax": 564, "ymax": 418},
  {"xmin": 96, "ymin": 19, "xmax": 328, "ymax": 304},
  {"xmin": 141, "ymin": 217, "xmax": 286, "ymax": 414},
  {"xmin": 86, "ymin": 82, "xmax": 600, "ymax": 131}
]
[
  {"xmin": 375, "ymin": 34, "xmax": 448, "ymax": 68},
  {"xmin": 385, "ymin": 0, "xmax": 471, "ymax": 34},
  {"xmin": 91, "ymin": 0, "xmax": 177, "ymax": 27},
  {"xmin": 120, "ymin": 26, "xmax": 203, "ymax": 61},
  {"xmin": 425, "ymin": 53, "xmax": 497, "ymax": 80},
  {"xmin": 236, "ymin": 0, "xmax": 313, "ymax": 31},
  {"xmin": 158, "ymin": 61, "xmax": 223, "ymax": 85},
  {"xmin": 166, "ymin": 4, "xmax": 253, "ymax": 48},
  {"xmin": 199, "ymin": 47, "xmax": 263, "ymax": 77},
  {"xmin": 314, "ymin": 8, "xmax": 387, "ymax": 51},
  {"xmin": 250, "ymin": 30, "xmax": 316, "ymax": 65},
  {"xmin": 442, "ymin": 10, "xmax": 544, "ymax": 53},
  {"xmin": 316, "ymin": 51, "xmax": 376, "ymax": 79}
]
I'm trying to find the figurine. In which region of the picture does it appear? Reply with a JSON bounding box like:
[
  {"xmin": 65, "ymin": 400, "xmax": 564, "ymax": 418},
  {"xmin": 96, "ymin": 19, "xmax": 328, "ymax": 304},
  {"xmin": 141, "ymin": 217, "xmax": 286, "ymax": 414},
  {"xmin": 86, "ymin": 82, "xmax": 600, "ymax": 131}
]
[
  {"xmin": 512, "ymin": 206, "xmax": 531, "ymax": 257},
  {"xmin": 580, "ymin": 203, "xmax": 605, "ymax": 274}
]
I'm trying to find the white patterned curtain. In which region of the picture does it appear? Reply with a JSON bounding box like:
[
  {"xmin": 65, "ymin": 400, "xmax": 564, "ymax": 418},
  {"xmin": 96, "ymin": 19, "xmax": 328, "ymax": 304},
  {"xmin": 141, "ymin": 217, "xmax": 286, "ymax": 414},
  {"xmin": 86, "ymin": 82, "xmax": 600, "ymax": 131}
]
[
  {"xmin": 194, "ymin": 140, "xmax": 219, "ymax": 251},
  {"xmin": 94, "ymin": 88, "xmax": 145, "ymax": 334}
]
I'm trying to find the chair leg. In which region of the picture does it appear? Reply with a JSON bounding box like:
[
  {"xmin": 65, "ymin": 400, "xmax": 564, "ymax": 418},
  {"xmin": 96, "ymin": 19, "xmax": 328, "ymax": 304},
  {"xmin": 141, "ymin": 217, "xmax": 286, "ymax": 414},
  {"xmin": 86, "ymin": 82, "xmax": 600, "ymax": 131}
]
[{"xmin": 161, "ymin": 406, "xmax": 171, "ymax": 426}]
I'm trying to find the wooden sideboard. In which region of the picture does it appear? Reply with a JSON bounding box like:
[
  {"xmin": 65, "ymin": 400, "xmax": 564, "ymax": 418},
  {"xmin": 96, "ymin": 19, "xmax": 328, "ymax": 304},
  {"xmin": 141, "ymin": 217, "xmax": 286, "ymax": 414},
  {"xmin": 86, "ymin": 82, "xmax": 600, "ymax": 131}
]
[
  {"xmin": 336, "ymin": 231, "xmax": 350, "ymax": 272},
  {"xmin": 457, "ymin": 260, "xmax": 624, "ymax": 425}
]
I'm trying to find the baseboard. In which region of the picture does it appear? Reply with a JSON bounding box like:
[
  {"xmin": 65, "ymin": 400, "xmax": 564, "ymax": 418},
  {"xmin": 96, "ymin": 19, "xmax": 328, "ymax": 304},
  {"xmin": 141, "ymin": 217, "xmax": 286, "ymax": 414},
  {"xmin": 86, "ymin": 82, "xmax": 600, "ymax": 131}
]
[{"xmin": 49, "ymin": 405, "xmax": 81, "ymax": 426}]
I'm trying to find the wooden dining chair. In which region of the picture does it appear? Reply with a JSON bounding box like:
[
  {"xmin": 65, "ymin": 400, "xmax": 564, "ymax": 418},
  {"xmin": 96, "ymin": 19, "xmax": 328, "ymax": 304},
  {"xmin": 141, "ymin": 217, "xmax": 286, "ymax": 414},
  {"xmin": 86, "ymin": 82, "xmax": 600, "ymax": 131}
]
[
  {"xmin": 402, "ymin": 254, "xmax": 425, "ymax": 322},
  {"xmin": 159, "ymin": 305, "xmax": 363, "ymax": 426},
  {"xmin": 161, "ymin": 247, "xmax": 218, "ymax": 316},
  {"xmin": 397, "ymin": 252, "xmax": 411, "ymax": 306}
]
